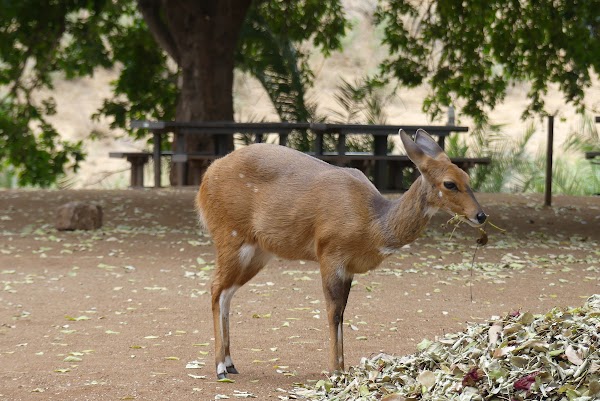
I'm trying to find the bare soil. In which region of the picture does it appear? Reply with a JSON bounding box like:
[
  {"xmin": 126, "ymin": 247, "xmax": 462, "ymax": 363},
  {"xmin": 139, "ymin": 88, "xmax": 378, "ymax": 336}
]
[{"xmin": 0, "ymin": 189, "xmax": 598, "ymax": 400}]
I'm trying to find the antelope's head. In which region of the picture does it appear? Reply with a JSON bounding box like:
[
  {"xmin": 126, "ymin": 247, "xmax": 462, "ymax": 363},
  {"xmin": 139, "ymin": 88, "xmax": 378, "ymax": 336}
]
[{"xmin": 400, "ymin": 129, "xmax": 487, "ymax": 227}]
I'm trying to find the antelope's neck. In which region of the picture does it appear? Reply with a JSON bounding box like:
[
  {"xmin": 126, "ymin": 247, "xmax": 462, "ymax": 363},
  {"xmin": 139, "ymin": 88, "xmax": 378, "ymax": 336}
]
[{"xmin": 379, "ymin": 176, "xmax": 436, "ymax": 248}]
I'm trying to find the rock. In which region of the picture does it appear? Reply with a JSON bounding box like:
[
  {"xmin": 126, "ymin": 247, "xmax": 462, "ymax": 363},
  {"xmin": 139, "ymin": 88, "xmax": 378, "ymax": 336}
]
[{"xmin": 55, "ymin": 201, "xmax": 103, "ymax": 231}]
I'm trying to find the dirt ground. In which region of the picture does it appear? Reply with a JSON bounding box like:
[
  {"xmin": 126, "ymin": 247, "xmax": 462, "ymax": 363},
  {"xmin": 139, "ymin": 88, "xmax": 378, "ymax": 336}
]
[{"xmin": 0, "ymin": 189, "xmax": 598, "ymax": 400}]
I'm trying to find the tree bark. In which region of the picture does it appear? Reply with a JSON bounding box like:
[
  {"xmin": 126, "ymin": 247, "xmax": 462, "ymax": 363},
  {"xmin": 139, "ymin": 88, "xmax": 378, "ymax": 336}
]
[
  {"xmin": 141, "ymin": 0, "xmax": 253, "ymax": 185},
  {"xmin": 137, "ymin": 0, "xmax": 181, "ymax": 65}
]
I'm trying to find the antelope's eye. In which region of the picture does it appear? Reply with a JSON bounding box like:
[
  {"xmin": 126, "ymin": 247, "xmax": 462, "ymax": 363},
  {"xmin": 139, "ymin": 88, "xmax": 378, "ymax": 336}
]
[{"xmin": 443, "ymin": 181, "xmax": 458, "ymax": 191}]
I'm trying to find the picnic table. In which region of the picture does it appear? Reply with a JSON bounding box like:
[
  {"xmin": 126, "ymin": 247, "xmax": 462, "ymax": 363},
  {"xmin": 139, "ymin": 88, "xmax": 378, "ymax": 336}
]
[{"xmin": 112, "ymin": 121, "xmax": 489, "ymax": 191}]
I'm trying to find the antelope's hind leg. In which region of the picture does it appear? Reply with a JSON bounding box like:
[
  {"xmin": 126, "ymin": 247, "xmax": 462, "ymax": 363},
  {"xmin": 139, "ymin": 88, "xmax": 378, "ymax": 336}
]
[{"xmin": 211, "ymin": 243, "xmax": 271, "ymax": 379}]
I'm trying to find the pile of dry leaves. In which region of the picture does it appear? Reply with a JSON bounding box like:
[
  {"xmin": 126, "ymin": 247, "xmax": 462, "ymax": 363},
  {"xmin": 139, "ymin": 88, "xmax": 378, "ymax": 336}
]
[{"xmin": 291, "ymin": 295, "xmax": 600, "ymax": 400}]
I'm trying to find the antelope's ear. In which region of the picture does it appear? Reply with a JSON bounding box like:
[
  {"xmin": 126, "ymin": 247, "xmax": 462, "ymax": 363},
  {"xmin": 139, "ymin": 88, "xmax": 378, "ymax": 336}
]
[
  {"xmin": 399, "ymin": 129, "xmax": 426, "ymax": 166},
  {"xmin": 415, "ymin": 128, "xmax": 449, "ymax": 161}
]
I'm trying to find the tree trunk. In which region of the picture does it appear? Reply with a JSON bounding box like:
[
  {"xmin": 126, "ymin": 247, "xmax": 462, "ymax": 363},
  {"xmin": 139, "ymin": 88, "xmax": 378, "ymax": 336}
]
[{"xmin": 144, "ymin": 0, "xmax": 252, "ymax": 186}]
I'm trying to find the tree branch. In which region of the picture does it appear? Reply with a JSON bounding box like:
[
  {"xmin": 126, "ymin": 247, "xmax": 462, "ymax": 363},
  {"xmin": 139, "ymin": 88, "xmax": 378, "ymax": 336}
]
[{"xmin": 137, "ymin": 0, "xmax": 181, "ymax": 65}]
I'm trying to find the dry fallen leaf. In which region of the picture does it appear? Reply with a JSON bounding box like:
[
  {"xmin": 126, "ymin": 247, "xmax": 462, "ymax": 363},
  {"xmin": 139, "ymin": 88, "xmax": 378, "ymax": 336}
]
[
  {"xmin": 417, "ymin": 370, "xmax": 436, "ymax": 389},
  {"xmin": 565, "ymin": 345, "xmax": 584, "ymax": 366}
]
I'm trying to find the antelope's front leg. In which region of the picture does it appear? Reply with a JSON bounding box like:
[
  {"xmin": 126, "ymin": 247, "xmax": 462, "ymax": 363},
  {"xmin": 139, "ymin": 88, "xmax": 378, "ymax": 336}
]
[
  {"xmin": 320, "ymin": 264, "xmax": 354, "ymax": 372},
  {"xmin": 211, "ymin": 280, "xmax": 239, "ymax": 379}
]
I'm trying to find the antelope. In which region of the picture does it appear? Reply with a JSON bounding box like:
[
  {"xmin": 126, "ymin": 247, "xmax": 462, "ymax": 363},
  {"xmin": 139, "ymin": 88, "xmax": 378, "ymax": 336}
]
[{"xmin": 196, "ymin": 129, "xmax": 486, "ymax": 379}]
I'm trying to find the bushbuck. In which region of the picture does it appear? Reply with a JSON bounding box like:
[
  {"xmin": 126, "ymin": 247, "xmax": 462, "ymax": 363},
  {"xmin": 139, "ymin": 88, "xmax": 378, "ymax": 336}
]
[{"xmin": 196, "ymin": 129, "xmax": 486, "ymax": 378}]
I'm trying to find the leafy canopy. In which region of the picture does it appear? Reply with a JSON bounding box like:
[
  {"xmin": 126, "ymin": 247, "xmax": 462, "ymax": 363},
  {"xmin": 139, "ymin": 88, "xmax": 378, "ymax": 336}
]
[{"xmin": 376, "ymin": 0, "xmax": 600, "ymax": 123}]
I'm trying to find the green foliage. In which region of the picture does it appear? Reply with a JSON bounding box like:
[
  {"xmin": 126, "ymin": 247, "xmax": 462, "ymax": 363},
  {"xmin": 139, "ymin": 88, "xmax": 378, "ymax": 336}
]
[
  {"xmin": 453, "ymin": 118, "xmax": 600, "ymax": 195},
  {"xmin": 329, "ymin": 77, "xmax": 390, "ymax": 125},
  {"xmin": 326, "ymin": 77, "xmax": 395, "ymax": 153},
  {"xmin": 564, "ymin": 114, "xmax": 600, "ymax": 154},
  {"xmin": 0, "ymin": 161, "xmax": 16, "ymax": 188},
  {"xmin": 236, "ymin": 0, "xmax": 348, "ymax": 151},
  {"xmin": 0, "ymin": 97, "xmax": 85, "ymax": 187},
  {"xmin": 237, "ymin": 9, "xmax": 312, "ymax": 124},
  {"xmin": 375, "ymin": 0, "xmax": 600, "ymax": 123},
  {"xmin": 93, "ymin": 15, "xmax": 178, "ymax": 139},
  {"xmin": 473, "ymin": 124, "xmax": 539, "ymax": 193},
  {"xmin": 516, "ymin": 154, "xmax": 600, "ymax": 196},
  {"xmin": 0, "ymin": 0, "xmax": 104, "ymax": 186}
]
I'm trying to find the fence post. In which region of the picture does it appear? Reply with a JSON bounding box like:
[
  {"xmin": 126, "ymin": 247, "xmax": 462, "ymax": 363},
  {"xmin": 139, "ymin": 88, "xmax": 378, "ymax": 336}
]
[
  {"xmin": 153, "ymin": 131, "xmax": 162, "ymax": 188},
  {"xmin": 544, "ymin": 115, "xmax": 554, "ymax": 207}
]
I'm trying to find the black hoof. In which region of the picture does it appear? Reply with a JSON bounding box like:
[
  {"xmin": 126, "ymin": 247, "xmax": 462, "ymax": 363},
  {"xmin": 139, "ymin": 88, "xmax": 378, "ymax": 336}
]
[
  {"xmin": 217, "ymin": 372, "xmax": 227, "ymax": 380},
  {"xmin": 226, "ymin": 365, "xmax": 239, "ymax": 374}
]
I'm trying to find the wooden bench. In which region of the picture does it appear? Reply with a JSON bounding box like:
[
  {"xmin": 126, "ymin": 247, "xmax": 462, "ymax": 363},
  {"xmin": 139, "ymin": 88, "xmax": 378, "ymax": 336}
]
[
  {"xmin": 109, "ymin": 152, "xmax": 152, "ymax": 188},
  {"xmin": 109, "ymin": 151, "xmax": 173, "ymax": 187},
  {"xmin": 114, "ymin": 121, "xmax": 490, "ymax": 191}
]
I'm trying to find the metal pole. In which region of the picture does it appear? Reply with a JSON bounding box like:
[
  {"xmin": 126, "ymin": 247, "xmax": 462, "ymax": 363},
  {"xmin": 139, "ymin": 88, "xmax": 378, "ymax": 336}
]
[
  {"xmin": 544, "ymin": 115, "xmax": 554, "ymax": 207},
  {"xmin": 153, "ymin": 131, "xmax": 161, "ymax": 188}
]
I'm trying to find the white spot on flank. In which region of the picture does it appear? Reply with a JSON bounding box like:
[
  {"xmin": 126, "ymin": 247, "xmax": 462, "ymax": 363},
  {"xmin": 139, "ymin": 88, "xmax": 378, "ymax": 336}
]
[
  {"xmin": 239, "ymin": 173, "xmax": 245, "ymax": 178},
  {"xmin": 336, "ymin": 265, "xmax": 349, "ymax": 280},
  {"xmin": 239, "ymin": 244, "xmax": 256, "ymax": 268},
  {"xmin": 231, "ymin": 230, "xmax": 238, "ymax": 237}
]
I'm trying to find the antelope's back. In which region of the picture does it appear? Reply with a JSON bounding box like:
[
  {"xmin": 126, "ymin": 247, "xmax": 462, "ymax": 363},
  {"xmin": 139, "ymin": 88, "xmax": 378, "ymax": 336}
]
[{"xmin": 197, "ymin": 144, "xmax": 330, "ymax": 230}]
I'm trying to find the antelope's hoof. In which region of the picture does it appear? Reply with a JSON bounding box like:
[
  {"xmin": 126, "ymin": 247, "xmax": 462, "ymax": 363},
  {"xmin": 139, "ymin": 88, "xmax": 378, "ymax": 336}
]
[
  {"xmin": 217, "ymin": 372, "xmax": 228, "ymax": 380},
  {"xmin": 226, "ymin": 365, "xmax": 239, "ymax": 374}
]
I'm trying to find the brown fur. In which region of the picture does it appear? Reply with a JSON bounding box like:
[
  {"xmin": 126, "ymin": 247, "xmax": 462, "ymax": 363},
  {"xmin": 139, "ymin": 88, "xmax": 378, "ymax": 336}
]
[{"xmin": 196, "ymin": 130, "xmax": 485, "ymax": 377}]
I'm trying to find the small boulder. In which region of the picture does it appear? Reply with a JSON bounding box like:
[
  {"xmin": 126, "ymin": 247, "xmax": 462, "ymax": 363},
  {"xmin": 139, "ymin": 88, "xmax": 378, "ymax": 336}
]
[{"xmin": 55, "ymin": 201, "xmax": 103, "ymax": 231}]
